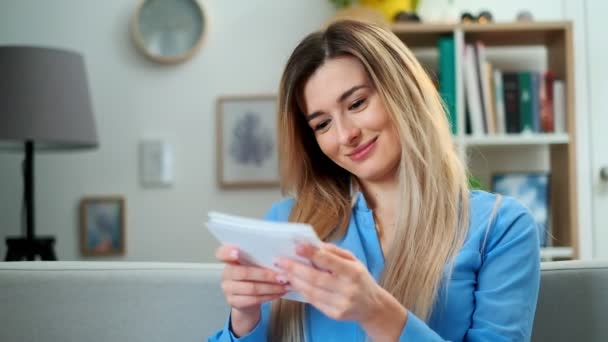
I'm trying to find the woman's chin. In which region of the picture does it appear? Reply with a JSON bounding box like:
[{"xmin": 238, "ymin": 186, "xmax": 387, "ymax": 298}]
[
  {"xmin": 352, "ymin": 169, "xmax": 387, "ymax": 183},
  {"xmin": 350, "ymin": 162, "xmax": 399, "ymax": 185}
]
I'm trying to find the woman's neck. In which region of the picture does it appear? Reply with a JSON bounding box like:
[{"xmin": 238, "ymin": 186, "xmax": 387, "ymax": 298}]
[
  {"xmin": 356, "ymin": 176, "xmax": 399, "ymax": 257},
  {"xmin": 358, "ymin": 176, "xmax": 399, "ymax": 230}
]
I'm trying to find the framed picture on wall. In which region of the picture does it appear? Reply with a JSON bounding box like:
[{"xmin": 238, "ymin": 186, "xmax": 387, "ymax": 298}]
[
  {"xmin": 216, "ymin": 95, "xmax": 280, "ymax": 188},
  {"xmin": 491, "ymin": 172, "xmax": 551, "ymax": 247},
  {"xmin": 79, "ymin": 196, "xmax": 126, "ymax": 256}
]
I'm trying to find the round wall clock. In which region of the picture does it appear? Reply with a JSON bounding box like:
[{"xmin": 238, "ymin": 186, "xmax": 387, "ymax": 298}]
[{"xmin": 131, "ymin": 0, "xmax": 207, "ymax": 64}]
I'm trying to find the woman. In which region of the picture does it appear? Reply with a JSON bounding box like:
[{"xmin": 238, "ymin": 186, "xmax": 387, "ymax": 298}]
[{"xmin": 209, "ymin": 20, "xmax": 539, "ymax": 341}]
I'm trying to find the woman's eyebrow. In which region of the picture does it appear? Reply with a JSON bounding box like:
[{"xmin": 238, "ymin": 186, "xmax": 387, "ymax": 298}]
[
  {"xmin": 337, "ymin": 84, "xmax": 368, "ymax": 103},
  {"xmin": 306, "ymin": 84, "xmax": 369, "ymax": 121},
  {"xmin": 306, "ymin": 111, "xmax": 324, "ymax": 122}
]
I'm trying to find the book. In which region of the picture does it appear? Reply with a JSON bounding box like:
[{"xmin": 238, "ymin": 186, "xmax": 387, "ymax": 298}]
[
  {"xmin": 518, "ymin": 72, "xmax": 534, "ymax": 133},
  {"xmin": 491, "ymin": 172, "xmax": 550, "ymax": 247},
  {"xmin": 474, "ymin": 42, "xmax": 489, "ymax": 134},
  {"xmin": 541, "ymin": 71, "xmax": 555, "ymax": 133},
  {"xmin": 438, "ymin": 36, "xmax": 457, "ymax": 135},
  {"xmin": 553, "ymin": 81, "xmax": 566, "ymax": 133},
  {"xmin": 531, "ymin": 72, "xmax": 541, "ymax": 133},
  {"xmin": 206, "ymin": 211, "xmax": 322, "ymax": 302},
  {"xmin": 502, "ymin": 72, "xmax": 521, "ymax": 133},
  {"xmin": 463, "ymin": 44, "xmax": 485, "ymax": 136},
  {"xmin": 493, "ymin": 69, "xmax": 506, "ymax": 134},
  {"xmin": 485, "ymin": 61, "xmax": 497, "ymax": 134}
]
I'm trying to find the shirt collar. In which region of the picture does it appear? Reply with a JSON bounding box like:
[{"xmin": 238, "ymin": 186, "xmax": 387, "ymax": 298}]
[{"xmin": 350, "ymin": 177, "xmax": 370, "ymax": 211}]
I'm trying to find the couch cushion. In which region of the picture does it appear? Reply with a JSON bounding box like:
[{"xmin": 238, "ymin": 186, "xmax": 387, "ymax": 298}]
[
  {"xmin": 3, "ymin": 260, "xmax": 607, "ymax": 341},
  {"xmin": 0, "ymin": 262, "xmax": 229, "ymax": 342},
  {"xmin": 532, "ymin": 260, "xmax": 608, "ymax": 342}
]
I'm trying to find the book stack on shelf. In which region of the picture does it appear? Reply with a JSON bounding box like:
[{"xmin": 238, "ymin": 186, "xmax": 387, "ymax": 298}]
[
  {"xmin": 460, "ymin": 41, "xmax": 567, "ymax": 137},
  {"xmin": 394, "ymin": 22, "xmax": 577, "ymax": 260}
]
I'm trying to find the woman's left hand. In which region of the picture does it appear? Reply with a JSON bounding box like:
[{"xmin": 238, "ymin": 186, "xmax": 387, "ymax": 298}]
[{"xmin": 274, "ymin": 242, "xmax": 388, "ymax": 325}]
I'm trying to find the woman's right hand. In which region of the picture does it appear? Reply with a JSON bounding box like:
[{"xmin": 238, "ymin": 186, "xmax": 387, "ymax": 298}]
[{"xmin": 215, "ymin": 245, "xmax": 289, "ymax": 337}]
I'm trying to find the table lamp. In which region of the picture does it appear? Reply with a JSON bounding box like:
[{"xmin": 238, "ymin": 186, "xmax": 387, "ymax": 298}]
[{"xmin": 0, "ymin": 46, "xmax": 99, "ymax": 261}]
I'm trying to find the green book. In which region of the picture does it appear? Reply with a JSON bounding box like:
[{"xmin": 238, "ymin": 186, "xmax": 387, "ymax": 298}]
[
  {"xmin": 518, "ymin": 72, "xmax": 534, "ymax": 132},
  {"xmin": 438, "ymin": 36, "xmax": 457, "ymax": 135}
]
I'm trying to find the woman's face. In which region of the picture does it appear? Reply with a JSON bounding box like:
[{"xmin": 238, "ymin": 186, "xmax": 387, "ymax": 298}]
[{"xmin": 302, "ymin": 56, "xmax": 401, "ymax": 183}]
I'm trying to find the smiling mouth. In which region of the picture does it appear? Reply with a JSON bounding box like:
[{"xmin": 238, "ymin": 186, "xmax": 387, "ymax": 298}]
[{"xmin": 347, "ymin": 136, "xmax": 378, "ymax": 160}]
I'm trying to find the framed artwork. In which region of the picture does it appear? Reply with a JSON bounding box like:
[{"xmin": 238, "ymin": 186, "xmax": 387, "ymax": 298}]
[
  {"xmin": 216, "ymin": 95, "xmax": 280, "ymax": 188},
  {"xmin": 79, "ymin": 196, "xmax": 126, "ymax": 256},
  {"xmin": 491, "ymin": 172, "xmax": 551, "ymax": 247}
]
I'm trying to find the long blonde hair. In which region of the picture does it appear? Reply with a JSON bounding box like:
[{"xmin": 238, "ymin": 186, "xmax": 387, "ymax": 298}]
[{"xmin": 271, "ymin": 20, "xmax": 470, "ymax": 341}]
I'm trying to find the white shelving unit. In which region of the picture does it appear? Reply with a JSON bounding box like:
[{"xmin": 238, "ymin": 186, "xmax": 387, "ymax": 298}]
[
  {"xmin": 540, "ymin": 246, "xmax": 574, "ymax": 261},
  {"xmin": 394, "ymin": 22, "xmax": 578, "ymax": 260},
  {"xmin": 462, "ymin": 133, "xmax": 570, "ymax": 147}
]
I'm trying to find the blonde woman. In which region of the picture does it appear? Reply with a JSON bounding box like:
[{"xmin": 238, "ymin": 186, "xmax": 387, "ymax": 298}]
[{"xmin": 209, "ymin": 20, "xmax": 539, "ymax": 342}]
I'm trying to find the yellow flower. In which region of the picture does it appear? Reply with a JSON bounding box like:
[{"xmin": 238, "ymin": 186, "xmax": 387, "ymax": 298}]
[{"xmin": 359, "ymin": 0, "xmax": 418, "ymax": 22}]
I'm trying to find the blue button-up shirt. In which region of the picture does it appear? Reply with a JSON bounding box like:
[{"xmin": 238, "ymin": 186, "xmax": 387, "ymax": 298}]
[{"xmin": 208, "ymin": 190, "xmax": 540, "ymax": 341}]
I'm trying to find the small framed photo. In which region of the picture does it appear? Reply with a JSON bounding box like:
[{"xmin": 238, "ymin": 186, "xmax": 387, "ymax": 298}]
[
  {"xmin": 79, "ymin": 196, "xmax": 126, "ymax": 256},
  {"xmin": 216, "ymin": 95, "xmax": 279, "ymax": 188},
  {"xmin": 491, "ymin": 172, "xmax": 551, "ymax": 247}
]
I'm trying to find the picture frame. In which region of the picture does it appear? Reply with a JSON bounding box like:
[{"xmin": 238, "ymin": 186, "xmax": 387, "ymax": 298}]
[
  {"xmin": 491, "ymin": 172, "xmax": 551, "ymax": 247},
  {"xmin": 79, "ymin": 196, "xmax": 126, "ymax": 256},
  {"xmin": 216, "ymin": 95, "xmax": 280, "ymax": 188}
]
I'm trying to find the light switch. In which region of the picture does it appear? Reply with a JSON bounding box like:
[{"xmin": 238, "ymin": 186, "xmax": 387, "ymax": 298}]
[{"xmin": 139, "ymin": 140, "xmax": 173, "ymax": 187}]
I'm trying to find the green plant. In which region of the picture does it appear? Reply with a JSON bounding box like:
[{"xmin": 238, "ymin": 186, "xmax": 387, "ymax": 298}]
[
  {"xmin": 329, "ymin": 0, "xmax": 356, "ymax": 9},
  {"xmin": 468, "ymin": 174, "xmax": 485, "ymax": 190}
]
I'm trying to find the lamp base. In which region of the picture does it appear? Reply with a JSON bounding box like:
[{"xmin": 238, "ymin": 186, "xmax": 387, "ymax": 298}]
[{"xmin": 5, "ymin": 237, "xmax": 57, "ymax": 261}]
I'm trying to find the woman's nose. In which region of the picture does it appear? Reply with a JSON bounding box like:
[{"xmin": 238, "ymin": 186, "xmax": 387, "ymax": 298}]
[{"xmin": 336, "ymin": 118, "xmax": 361, "ymax": 146}]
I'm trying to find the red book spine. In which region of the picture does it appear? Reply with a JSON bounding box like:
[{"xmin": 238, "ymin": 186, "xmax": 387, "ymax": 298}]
[{"xmin": 541, "ymin": 71, "xmax": 555, "ymax": 132}]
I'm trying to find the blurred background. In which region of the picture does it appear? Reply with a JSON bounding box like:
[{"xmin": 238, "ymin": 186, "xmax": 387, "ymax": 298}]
[{"xmin": 0, "ymin": 0, "xmax": 604, "ymax": 263}]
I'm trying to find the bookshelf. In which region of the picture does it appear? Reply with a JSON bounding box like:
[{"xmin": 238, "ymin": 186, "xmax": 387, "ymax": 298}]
[
  {"xmin": 463, "ymin": 133, "xmax": 569, "ymax": 146},
  {"xmin": 393, "ymin": 22, "xmax": 577, "ymax": 260}
]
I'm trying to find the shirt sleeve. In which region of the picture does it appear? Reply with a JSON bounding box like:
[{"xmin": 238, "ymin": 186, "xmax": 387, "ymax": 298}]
[
  {"xmin": 399, "ymin": 197, "xmax": 541, "ymax": 341},
  {"xmin": 207, "ymin": 303, "xmax": 271, "ymax": 342},
  {"xmin": 207, "ymin": 203, "xmax": 288, "ymax": 342},
  {"xmin": 399, "ymin": 311, "xmax": 446, "ymax": 341}
]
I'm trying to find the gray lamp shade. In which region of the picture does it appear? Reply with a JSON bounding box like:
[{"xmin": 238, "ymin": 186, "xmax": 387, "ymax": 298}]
[{"xmin": 0, "ymin": 46, "xmax": 98, "ymax": 150}]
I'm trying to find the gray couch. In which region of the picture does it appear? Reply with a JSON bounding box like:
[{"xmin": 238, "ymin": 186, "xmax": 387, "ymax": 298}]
[
  {"xmin": 0, "ymin": 260, "xmax": 606, "ymax": 342},
  {"xmin": 531, "ymin": 260, "xmax": 608, "ymax": 341},
  {"xmin": 0, "ymin": 262, "xmax": 228, "ymax": 342}
]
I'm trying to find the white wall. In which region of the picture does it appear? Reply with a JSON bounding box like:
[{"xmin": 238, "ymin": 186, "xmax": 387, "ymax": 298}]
[
  {"xmin": 1, "ymin": 0, "xmax": 588, "ymax": 262},
  {"xmin": 418, "ymin": 0, "xmax": 563, "ymax": 21},
  {"xmin": 0, "ymin": 0, "xmax": 334, "ymax": 262}
]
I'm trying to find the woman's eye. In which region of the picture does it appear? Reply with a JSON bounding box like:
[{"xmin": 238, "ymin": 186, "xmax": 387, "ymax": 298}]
[
  {"xmin": 314, "ymin": 120, "xmax": 330, "ymax": 131},
  {"xmin": 349, "ymin": 98, "xmax": 366, "ymax": 110}
]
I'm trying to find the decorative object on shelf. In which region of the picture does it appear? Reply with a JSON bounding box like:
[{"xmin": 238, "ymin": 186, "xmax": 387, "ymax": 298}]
[
  {"xmin": 131, "ymin": 0, "xmax": 206, "ymax": 64},
  {"xmin": 327, "ymin": 0, "xmax": 421, "ymax": 25},
  {"xmin": 327, "ymin": 2, "xmax": 388, "ymax": 27},
  {"xmin": 216, "ymin": 95, "xmax": 279, "ymax": 188},
  {"xmin": 416, "ymin": 0, "xmax": 459, "ymax": 23},
  {"xmin": 360, "ymin": 0, "xmax": 420, "ymax": 22},
  {"xmin": 329, "ymin": 0, "xmax": 355, "ymax": 8},
  {"xmin": 394, "ymin": 11, "xmax": 421, "ymax": 22},
  {"xmin": 0, "ymin": 46, "xmax": 98, "ymax": 261},
  {"xmin": 461, "ymin": 10, "xmax": 493, "ymax": 24},
  {"xmin": 491, "ymin": 172, "xmax": 551, "ymax": 247},
  {"xmin": 80, "ymin": 196, "xmax": 126, "ymax": 256},
  {"xmin": 516, "ymin": 10, "xmax": 534, "ymax": 22}
]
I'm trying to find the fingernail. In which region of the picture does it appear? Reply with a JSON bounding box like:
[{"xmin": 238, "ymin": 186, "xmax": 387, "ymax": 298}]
[
  {"xmin": 284, "ymin": 285, "xmax": 293, "ymax": 291},
  {"xmin": 273, "ymin": 258, "xmax": 285, "ymax": 268},
  {"xmin": 295, "ymin": 244, "xmax": 306, "ymax": 254},
  {"xmin": 230, "ymin": 250, "xmax": 239, "ymax": 260},
  {"xmin": 276, "ymin": 275, "xmax": 288, "ymax": 284}
]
